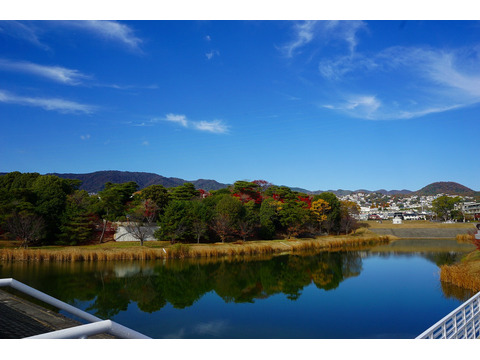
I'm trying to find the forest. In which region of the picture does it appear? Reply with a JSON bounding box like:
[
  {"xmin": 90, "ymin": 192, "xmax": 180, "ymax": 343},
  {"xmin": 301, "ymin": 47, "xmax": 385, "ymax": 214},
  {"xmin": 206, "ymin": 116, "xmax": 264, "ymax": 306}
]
[{"xmin": 0, "ymin": 172, "xmax": 362, "ymax": 248}]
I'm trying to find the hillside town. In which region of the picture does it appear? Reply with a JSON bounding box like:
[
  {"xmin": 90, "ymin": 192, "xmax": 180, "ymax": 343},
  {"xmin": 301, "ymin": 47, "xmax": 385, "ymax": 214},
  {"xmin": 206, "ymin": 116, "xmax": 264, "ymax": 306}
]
[{"xmin": 338, "ymin": 192, "xmax": 480, "ymax": 221}]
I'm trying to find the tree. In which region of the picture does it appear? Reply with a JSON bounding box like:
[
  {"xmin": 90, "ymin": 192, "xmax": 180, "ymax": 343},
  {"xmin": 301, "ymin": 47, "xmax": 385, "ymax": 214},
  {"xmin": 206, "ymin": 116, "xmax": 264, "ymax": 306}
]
[
  {"xmin": 156, "ymin": 200, "xmax": 192, "ymax": 243},
  {"xmin": 259, "ymin": 197, "xmax": 278, "ymax": 240},
  {"xmin": 5, "ymin": 211, "xmax": 45, "ymax": 248},
  {"xmin": 432, "ymin": 196, "xmax": 462, "ymax": 221},
  {"xmin": 235, "ymin": 201, "xmax": 259, "ymax": 241},
  {"xmin": 340, "ymin": 201, "xmax": 360, "ymax": 234},
  {"xmin": 125, "ymin": 206, "xmax": 151, "ymax": 246},
  {"xmin": 313, "ymin": 192, "xmax": 341, "ymax": 234},
  {"xmin": 278, "ymin": 200, "xmax": 310, "ymax": 239},
  {"xmin": 189, "ymin": 201, "xmax": 209, "ymax": 244},
  {"xmin": 31, "ymin": 175, "xmax": 79, "ymax": 241},
  {"xmin": 138, "ymin": 184, "xmax": 170, "ymax": 217},
  {"xmin": 59, "ymin": 190, "xmax": 97, "ymax": 245},
  {"xmin": 170, "ymin": 183, "xmax": 199, "ymax": 201},
  {"xmin": 211, "ymin": 195, "xmax": 244, "ymax": 242}
]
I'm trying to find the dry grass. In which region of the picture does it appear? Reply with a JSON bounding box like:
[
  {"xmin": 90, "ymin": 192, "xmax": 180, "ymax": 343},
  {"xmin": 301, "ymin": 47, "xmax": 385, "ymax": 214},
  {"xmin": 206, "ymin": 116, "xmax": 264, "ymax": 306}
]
[
  {"xmin": 456, "ymin": 233, "xmax": 475, "ymax": 243},
  {"xmin": 440, "ymin": 263, "xmax": 480, "ymax": 293},
  {"xmin": 440, "ymin": 251, "xmax": 480, "ymax": 292},
  {"xmin": 0, "ymin": 232, "xmax": 394, "ymax": 262}
]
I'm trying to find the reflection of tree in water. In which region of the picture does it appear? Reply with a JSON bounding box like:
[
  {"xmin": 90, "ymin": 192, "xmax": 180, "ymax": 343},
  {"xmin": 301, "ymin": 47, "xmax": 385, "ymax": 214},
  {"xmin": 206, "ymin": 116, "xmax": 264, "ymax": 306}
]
[
  {"xmin": 441, "ymin": 281, "xmax": 475, "ymax": 302},
  {"xmin": 0, "ymin": 252, "xmax": 366, "ymax": 318}
]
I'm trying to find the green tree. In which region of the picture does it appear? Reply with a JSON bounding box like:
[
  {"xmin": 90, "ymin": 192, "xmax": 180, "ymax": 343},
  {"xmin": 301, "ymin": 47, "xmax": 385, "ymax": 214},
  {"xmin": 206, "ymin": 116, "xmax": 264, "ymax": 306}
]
[
  {"xmin": 138, "ymin": 184, "xmax": 170, "ymax": 217},
  {"xmin": 259, "ymin": 197, "xmax": 279, "ymax": 239},
  {"xmin": 278, "ymin": 200, "xmax": 310, "ymax": 239},
  {"xmin": 189, "ymin": 200, "xmax": 209, "ymax": 244},
  {"xmin": 170, "ymin": 182, "xmax": 199, "ymax": 201},
  {"xmin": 211, "ymin": 195, "xmax": 244, "ymax": 242},
  {"xmin": 59, "ymin": 190, "xmax": 97, "ymax": 245},
  {"xmin": 432, "ymin": 196, "xmax": 462, "ymax": 221},
  {"xmin": 313, "ymin": 192, "xmax": 341, "ymax": 234},
  {"xmin": 156, "ymin": 200, "xmax": 192, "ymax": 243}
]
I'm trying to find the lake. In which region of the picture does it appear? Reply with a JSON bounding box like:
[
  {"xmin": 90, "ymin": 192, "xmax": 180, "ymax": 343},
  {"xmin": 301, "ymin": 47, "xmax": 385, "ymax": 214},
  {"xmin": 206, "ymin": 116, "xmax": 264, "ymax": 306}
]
[{"xmin": 0, "ymin": 239, "xmax": 476, "ymax": 339}]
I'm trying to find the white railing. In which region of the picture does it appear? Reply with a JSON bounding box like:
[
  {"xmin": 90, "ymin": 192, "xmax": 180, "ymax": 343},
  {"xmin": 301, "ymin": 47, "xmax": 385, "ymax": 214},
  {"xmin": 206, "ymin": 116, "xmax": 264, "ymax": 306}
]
[
  {"xmin": 0, "ymin": 278, "xmax": 150, "ymax": 339},
  {"xmin": 416, "ymin": 290, "xmax": 480, "ymax": 339}
]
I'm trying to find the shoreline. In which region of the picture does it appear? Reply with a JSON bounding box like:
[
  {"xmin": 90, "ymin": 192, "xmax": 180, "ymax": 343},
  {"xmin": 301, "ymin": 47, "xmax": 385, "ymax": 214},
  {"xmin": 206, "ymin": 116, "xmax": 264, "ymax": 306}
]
[{"xmin": 0, "ymin": 232, "xmax": 393, "ymax": 262}]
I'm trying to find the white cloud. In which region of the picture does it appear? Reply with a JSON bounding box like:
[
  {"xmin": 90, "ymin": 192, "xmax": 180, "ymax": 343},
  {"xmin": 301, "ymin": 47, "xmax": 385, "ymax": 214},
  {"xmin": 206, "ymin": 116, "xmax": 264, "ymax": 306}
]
[
  {"xmin": 192, "ymin": 321, "xmax": 228, "ymax": 336},
  {"xmin": 319, "ymin": 44, "xmax": 480, "ymax": 120},
  {"xmin": 60, "ymin": 21, "xmax": 143, "ymax": 52},
  {"xmin": 323, "ymin": 94, "xmax": 381, "ymax": 120},
  {"xmin": 161, "ymin": 113, "xmax": 229, "ymax": 134},
  {"xmin": 165, "ymin": 113, "xmax": 188, "ymax": 127},
  {"xmin": 193, "ymin": 119, "xmax": 229, "ymax": 134},
  {"xmin": 142, "ymin": 140, "xmax": 149, "ymax": 146},
  {"xmin": 0, "ymin": 59, "xmax": 90, "ymax": 85},
  {"xmin": 0, "ymin": 89, "xmax": 96, "ymax": 114},
  {"xmin": 206, "ymin": 50, "xmax": 220, "ymax": 60},
  {"xmin": 282, "ymin": 21, "xmax": 317, "ymax": 58},
  {"xmin": 205, "ymin": 35, "xmax": 211, "ymax": 41},
  {"xmin": 0, "ymin": 21, "xmax": 48, "ymax": 49},
  {"xmin": 80, "ymin": 134, "xmax": 91, "ymax": 140},
  {"xmin": 0, "ymin": 21, "xmax": 143, "ymax": 52},
  {"xmin": 281, "ymin": 20, "xmax": 367, "ymax": 58}
]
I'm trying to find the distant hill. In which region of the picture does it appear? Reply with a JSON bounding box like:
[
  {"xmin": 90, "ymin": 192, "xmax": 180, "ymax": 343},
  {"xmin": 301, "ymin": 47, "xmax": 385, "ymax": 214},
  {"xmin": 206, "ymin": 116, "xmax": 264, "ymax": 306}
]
[
  {"xmin": 415, "ymin": 181, "xmax": 477, "ymax": 196},
  {"xmin": 49, "ymin": 171, "xmax": 229, "ymax": 193},
  {"xmin": 308, "ymin": 189, "xmax": 413, "ymax": 196}
]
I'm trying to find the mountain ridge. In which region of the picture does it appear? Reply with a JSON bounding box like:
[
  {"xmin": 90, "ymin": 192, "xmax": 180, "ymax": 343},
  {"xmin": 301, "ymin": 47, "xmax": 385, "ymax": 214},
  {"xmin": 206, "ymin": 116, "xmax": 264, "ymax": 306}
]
[{"xmin": 1, "ymin": 171, "xmax": 477, "ymax": 196}]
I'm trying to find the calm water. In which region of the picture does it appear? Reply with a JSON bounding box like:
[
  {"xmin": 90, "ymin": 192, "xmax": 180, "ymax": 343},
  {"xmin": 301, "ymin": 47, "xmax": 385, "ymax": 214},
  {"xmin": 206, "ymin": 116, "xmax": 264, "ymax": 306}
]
[{"xmin": 0, "ymin": 239, "xmax": 476, "ymax": 339}]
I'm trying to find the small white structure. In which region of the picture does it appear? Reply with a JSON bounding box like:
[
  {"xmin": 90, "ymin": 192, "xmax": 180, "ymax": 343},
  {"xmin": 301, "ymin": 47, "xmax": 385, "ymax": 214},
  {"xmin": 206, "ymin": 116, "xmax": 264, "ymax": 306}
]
[
  {"xmin": 114, "ymin": 225, "xmax": 158, "ymax": 242},
  {"xmin": 393, "ymin": 217, "xmax": 403, "ymax": 224}
]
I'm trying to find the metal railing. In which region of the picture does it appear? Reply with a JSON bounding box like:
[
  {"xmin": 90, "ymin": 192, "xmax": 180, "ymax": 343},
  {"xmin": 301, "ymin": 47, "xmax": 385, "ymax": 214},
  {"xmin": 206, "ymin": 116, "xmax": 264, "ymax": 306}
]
[
  {"xmin": 416, "ymin": 290, "xmax": 480, "ymax": 339},
  {"xmin": 0, "ymin": 278, "xmax": 150, "ymax": 339}
]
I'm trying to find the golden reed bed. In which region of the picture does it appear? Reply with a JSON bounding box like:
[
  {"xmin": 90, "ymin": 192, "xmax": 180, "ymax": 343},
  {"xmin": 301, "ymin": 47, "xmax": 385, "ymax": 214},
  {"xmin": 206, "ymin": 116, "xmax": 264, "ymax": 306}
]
[{"xmin": 0, "ymin": 236, "xmax": 392, "ymax": 262}]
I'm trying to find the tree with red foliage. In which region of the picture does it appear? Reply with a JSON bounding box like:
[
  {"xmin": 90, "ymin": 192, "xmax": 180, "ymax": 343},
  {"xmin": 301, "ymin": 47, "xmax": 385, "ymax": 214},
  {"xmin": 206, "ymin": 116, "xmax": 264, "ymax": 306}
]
[{"xmin": 232, "ymin": 181, "xmax": 263, "ymax": 204}]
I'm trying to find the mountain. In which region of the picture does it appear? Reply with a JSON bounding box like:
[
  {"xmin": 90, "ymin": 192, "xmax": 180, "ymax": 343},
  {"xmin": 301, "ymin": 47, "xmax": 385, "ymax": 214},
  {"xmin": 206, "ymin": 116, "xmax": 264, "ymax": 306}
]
[
  {"xmin": 49, "ymin": 171, "xmax": 229, "ymax": 193},
  {"xmin": 415, "ymin": 181, "xmax": 477, "ymax": 196}
]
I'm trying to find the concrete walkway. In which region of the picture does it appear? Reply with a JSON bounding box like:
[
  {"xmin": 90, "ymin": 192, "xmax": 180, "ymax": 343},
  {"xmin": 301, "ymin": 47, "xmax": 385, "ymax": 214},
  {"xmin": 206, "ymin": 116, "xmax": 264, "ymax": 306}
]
[{"xmin": 0, "ymin": 289, "xmax": 114, "ymax": 339}]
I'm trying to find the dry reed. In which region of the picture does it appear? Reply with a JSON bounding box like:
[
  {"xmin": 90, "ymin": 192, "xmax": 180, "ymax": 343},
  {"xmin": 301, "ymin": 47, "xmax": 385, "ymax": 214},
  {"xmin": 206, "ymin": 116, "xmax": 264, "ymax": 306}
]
[
  {"xmin": 0, "ymin": 235, "xmax": 393, "ymax": 262},
  {"xmin": 440, "ymin": 262, "xmax": 480, "ymax": 292}
]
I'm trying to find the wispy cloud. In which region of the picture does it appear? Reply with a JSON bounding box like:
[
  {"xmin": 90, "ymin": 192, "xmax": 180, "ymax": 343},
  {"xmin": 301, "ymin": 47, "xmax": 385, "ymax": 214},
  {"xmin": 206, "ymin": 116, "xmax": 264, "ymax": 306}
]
[
  {"xmin": 0, "ymin": 21, "xmax": 143, "ymax": 53},
  {"xmin": 80, "ymin": 134, "xmax": 91, "ymax": 140},
  {"xmin": 0, "ymin": 59, "xmax": 90, "ymax": 85},
  {"xmin": 281, "ymin": 20, "xmax": 367, "ymax": 58},
  {"xmin": 60, "ymin": 21, "xmax": 143, "ymax": 52},
  {"xmin": 282, "ymin": 21, "xmax": 317, "ymax": 58},
  {"xmin": 323, "ymin": 94, "xmax": 381, "ymax": 120},
  {"xmin": 0, "ymin": 21, "xmax": 48, "ymax": 49},
  {"xmin": 0, "ymin": 89, "xmax": 96, "ymax": 114},
  {"xmin": 319, "ymin": 44, "xmax": 480, "ymax": 120},
  {"xmin": 193, "ymin": 120, "xmax": 229, "ymax": 134},
  {"xmin": 160, "ymin": 113, "xmax": 229, "ymax": 134},
  {"xmin": 206, "ymin": 50, "xmax": 220, "ymax": 60},
  {"xmin": 165, "ymin": 113, "xmax": 188, "ymax": 127}
]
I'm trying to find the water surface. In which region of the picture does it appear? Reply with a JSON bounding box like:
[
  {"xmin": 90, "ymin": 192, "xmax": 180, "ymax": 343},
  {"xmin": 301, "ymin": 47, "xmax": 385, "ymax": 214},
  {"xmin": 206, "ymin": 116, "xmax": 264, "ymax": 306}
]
[{"xmin": 0, "ymin": 239, "xmax": 475, "ymax": 338}]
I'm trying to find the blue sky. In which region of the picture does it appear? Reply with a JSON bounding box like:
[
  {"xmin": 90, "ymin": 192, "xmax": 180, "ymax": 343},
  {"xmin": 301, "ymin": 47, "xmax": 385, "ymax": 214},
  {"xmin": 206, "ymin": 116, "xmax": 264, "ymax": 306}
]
[{"xmin": 1, "ymin": 18, "xmax": 479, "ymax": 191}]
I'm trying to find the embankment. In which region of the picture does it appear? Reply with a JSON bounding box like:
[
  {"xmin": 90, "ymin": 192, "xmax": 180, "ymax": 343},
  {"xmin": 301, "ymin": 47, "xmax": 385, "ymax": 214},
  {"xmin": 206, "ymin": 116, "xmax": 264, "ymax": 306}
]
[{"xmin": 370, "ymin": 228, "xmax": 470, "ymax": 239}]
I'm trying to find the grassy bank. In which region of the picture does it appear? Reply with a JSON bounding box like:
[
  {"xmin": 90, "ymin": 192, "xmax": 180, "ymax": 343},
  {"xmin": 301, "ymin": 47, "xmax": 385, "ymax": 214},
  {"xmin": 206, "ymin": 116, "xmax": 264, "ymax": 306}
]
[
  {"xmin": 366, "ymin": 220, "xmax": 475, "ymax": 229},
  {"xmin": 440, "ymin": 251, "xmax": 480, "ymax": 293},
  {"xmin": 0, "ymin": 229, "xmax": 393, "ymax": 262}
]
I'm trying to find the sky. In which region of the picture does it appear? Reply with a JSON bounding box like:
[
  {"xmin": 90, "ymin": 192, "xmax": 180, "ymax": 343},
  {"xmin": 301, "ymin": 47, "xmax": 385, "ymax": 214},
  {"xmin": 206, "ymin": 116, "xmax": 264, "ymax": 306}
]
[{"xmin": 1, "ymin": 8, "xmax": 479, "ymax": 192}]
